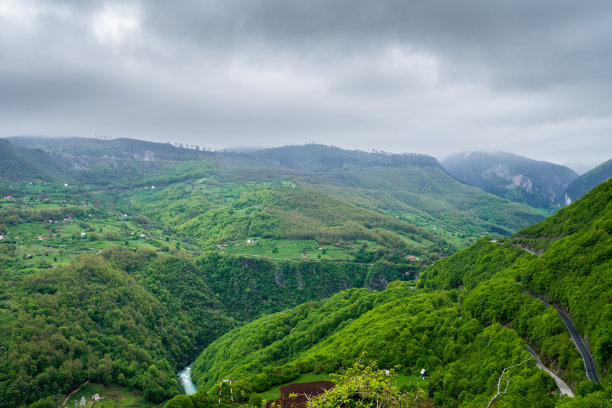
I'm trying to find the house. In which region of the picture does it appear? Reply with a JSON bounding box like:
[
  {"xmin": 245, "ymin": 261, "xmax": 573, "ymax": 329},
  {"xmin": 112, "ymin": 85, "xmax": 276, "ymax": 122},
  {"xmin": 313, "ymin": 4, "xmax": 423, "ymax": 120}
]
[
  {"xmin": 92, "ymin": 393, "xmax": 103, "ymax": 402},
  {"xmin": 81, "ymin": 232, "xmax": 86, "ymax": 238},
  {"xmin": 408, "ymin": 255, "xmax": 416, "ymax": 260},
  {"xmin": 420, "ymin": 368, "xmax": 430, "ymax": 379},
  {"xmin": 37, "ymin": 236, "xmax": 44, "ymax": 241}
]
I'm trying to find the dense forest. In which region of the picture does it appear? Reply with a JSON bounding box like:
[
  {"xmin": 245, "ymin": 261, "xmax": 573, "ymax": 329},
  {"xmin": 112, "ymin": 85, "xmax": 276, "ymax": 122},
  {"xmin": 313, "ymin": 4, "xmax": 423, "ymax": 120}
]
[
  {"xmin": 189, "ymin": 179, "xmax": 612, "ymax": 407},
  {"xmin": 0, "ymin": 137, "xmax": 610, "ymax": 407}
]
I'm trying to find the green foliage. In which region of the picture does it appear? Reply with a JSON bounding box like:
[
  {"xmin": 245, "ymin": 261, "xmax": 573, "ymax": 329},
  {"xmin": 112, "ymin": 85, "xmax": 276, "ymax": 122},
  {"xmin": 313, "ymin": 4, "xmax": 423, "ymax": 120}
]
[
  {"xmin": 418, "ymin": 179, "xmax": 612, "ymax": 388},
  {"xmin": 418, "ymin": 238, "xmax": 529, "ymax": 290},
  {"xmin": 0, "ymin": 255, "xmax": 207, "ymax": 406},
  {"xmin": 309, "ymin": 358, "xmax": 426, "ymax": 407},
  {"xmin": 565, "ymin": 158, "xmax": 612, "ymax": 202},
  {"xmin": 192, "ymin": 284, "xmax": 559, "ymax": 407},
  {"xmin": 1, "ymin": 138, "xmax": 608, "ymax": 407},
  {"xmin": 165, "ymin": 391, "xmax": 214, "ymax": 408}
]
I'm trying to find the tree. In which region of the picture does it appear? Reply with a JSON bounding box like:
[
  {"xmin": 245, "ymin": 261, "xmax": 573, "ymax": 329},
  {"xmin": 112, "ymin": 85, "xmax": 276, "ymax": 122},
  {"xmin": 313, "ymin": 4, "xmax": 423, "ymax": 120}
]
[{"xmin": 309, "ymin": 357, "xmax": 428, "ymax": 407}]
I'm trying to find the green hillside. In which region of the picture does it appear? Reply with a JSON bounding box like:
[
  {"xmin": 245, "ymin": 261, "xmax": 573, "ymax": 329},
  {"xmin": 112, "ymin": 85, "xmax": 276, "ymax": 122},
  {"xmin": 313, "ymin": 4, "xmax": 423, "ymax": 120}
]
[
  {"xmin": 564, "ymin": 158, "xmax": 612, "ymax": 203},
  {"xmin": 420, "ymin": 179, "xmax": 612, "ymax": 381},
  {"xmin": 247, "ymin": 145, "xmax": 547, "ymax": 248},
  {"xmin": 0, "ymin": 254, "xmax": 232, "ymax": 406},
  {"xmin": 126, "ymin": 180, "xmax": 448, "ymax": 262},
  {"xmin": 191, "ymin": 282, "xmax": 574, "ymax": 407},
  {"xmin": 2, "ymin": 136, "xmax": 600, "ymax": 408},
  {"xmin": 0, "ymin": 139, "xmax": 73, "ymax": 182},
  {"xmin": 7, "ymin": 138, "xmax": 546, "ymax": 250},
  {"xmin": 191, "ymin": 179, "xmax": 612, "ymax": 407}
]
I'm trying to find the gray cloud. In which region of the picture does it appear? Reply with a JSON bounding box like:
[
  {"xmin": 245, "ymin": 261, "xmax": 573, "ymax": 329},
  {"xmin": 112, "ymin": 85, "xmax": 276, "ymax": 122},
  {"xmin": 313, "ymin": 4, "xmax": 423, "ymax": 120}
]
[{"xmin": 1, "ymin": 0, "xmax": 611, "ymax": 169}]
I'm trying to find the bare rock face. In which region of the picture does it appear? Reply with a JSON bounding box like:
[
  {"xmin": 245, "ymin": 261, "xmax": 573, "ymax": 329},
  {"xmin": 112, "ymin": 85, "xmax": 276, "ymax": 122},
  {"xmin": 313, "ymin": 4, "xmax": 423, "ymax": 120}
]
[{"xmin": 443, "ymin": 151, "xmax": 578, "ymax": 209}]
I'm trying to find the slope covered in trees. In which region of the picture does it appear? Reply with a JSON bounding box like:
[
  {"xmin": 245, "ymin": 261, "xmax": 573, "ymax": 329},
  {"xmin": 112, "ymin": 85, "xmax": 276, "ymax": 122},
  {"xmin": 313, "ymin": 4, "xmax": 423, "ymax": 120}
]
[
  {"xmin": 6, "ymin": 137, "xmax": 546, "ymax": 249},
  {"xmin": 192, "ymin": 179, "xmax": 612, "ymax": 407},
  {"xmin": 564, "ymin": 158, "xmax": 612, "ymax": 203},
  {"xmin": 0, "ymin": 139, "xmax": 73, "ymax": 183},
  {"xmin": 192, "ymin": 282, "xmax": 572, "ymax": 407},
  {"xmin": 420, "ymin": 179, "xmax": 612, "ymax": 381},
  {"xmin": 0, "ymin": 255, "xmax": 210, "ymax": 406},
  {"xmin": 2, "ymin": 136, "xmax": 605, "ymax": 407}
]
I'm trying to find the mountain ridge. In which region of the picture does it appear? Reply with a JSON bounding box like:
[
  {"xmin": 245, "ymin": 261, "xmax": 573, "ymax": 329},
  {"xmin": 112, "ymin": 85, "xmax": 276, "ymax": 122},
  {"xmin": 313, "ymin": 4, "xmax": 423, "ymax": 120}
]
[{"xmin": 442, "ymin": 151, "xmax": 578, "ymax": 209}]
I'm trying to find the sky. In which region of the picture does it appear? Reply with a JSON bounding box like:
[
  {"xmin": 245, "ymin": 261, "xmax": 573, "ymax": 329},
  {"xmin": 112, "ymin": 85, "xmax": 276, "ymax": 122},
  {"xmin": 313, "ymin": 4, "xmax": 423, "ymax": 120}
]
[{"xmin": 1, "ymin": 0, "xmax": 611, "ymax": 172}]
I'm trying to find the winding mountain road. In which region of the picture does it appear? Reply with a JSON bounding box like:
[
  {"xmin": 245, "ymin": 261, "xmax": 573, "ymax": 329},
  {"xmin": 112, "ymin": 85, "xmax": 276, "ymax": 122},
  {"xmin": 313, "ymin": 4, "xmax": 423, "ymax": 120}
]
[
  {"xmin": 556, "ymin": 308, "xmax": 600, "ymax": 383},
  {"xmin": 525, "ymin": 345, "xmax": 574, "ymax": 397}
]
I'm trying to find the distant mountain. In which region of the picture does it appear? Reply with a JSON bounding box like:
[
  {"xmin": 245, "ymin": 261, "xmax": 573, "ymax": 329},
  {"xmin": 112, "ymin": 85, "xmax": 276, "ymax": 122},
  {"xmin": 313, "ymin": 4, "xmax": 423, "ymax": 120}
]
[
  {"xmin": 6, "ymin": 136, "xmax": 210, "ymax": 161},
  {"xmin": 442, "ymin": 151, "xmax": 578, "ymax": 209},
  {"xmin": 4, "ymin": 137, "xmax": 546, "ymax": 246},
  {"xmin": 249, "ymin": 144, "xmax": 441, "ymax": 171},
  {"xmin": 564, "ymin": 158, "xmax": 612, "ymax": 203},
  {"xmin": 245, "ymin": 145, "xmax": 546, "ymax": 243},
  {"xmin": 0, "ymin": 138, "xmax": 73, "ymax": 182}
]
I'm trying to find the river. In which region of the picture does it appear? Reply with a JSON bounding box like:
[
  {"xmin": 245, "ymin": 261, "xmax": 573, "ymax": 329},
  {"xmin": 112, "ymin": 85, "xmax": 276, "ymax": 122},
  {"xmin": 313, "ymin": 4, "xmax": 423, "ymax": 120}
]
[{"xmin": 178, "ymin": 366, "xmax": 198, "ymax": 395}]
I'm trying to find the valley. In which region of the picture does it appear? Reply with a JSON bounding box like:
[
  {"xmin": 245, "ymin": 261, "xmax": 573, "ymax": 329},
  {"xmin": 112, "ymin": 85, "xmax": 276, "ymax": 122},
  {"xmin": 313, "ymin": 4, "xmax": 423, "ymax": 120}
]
[{"xmin": 0, "ymin": 137, "xmax": 610, "ymax": 407}]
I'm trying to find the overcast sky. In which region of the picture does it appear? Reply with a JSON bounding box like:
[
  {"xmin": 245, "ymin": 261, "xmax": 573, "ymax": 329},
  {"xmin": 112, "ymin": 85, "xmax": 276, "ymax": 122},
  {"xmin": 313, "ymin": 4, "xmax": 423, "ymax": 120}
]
[{"xmin": 1, "ymin": 0, "xmax": 611, "ymax": 171}]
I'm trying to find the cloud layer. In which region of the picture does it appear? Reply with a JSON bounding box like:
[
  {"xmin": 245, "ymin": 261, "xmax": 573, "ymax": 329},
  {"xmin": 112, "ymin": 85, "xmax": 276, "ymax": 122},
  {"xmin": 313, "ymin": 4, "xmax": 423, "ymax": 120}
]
[{"xmin": 1, "ymin": 0, "xmax": 611, "ymax": 169}]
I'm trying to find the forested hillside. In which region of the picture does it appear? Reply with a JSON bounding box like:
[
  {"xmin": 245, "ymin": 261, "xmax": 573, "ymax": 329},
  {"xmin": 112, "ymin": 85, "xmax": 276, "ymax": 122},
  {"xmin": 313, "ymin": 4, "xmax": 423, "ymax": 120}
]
[
  {"xmin": 5, "ymin": 138, "xmax": 546, "ymax": 249},
  {"xmin": 564, "ymin": 158, "xmax": 612, "ymax": 203},
  {"xmin": 191, "ymin": 179, "xmax": 612, "ymax": 407},
  {"xmin": 0, "ymin": 139, "xmax": 73, "ymax": 182},
  {"xmin": 1, "ymin": 137, "xmax": 608, "ymax": 407}
]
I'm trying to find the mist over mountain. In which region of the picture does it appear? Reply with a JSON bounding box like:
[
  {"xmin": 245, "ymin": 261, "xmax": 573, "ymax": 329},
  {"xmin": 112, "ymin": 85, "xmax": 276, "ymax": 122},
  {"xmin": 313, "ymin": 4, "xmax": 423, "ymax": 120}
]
[{"xmin": 442, "ymin": 151, "xmax": 578, "ymax": 210}]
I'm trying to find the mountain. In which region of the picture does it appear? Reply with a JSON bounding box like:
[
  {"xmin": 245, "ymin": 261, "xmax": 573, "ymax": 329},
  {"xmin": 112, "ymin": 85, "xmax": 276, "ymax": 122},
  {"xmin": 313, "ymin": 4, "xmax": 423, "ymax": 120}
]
[
  {"xmin": 5, "ymin": 138, "xmax": 546, "ymax": 249},
  {"xmin": 246, "ymin": 145, "xmax": 546, "ymax": 245},
  {"xmin": 191, "ymin": 178, "xmax": 612, "ymax": 407},
  {"xmin": 6, "ymin": 136, "xmax": 211, "ymax": 161},
  {"xmin": 564, "ymin": 158, "xmax": 612, "ymax": 203},
  {"xmin": 249, "ymin": 144, "xmax": 441, "ymax": 171},
  {"xmin": 3, "ymin": 136, "xmax": 584, "ymax": 406},
  {"xmin": 0, "ymin": 138, "xmax": 73, "ymax": 182},
  {"xmin": 442, "ymin": 151, "xmax": 578, "ymax": 209}
]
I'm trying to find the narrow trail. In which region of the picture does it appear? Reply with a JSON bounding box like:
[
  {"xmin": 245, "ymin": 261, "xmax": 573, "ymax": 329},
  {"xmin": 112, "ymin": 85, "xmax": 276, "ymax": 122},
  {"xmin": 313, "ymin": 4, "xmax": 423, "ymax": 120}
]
[
  {"xmin": 61, "ymin": 380, "xmax": 89, "ymax": 407},
  {"xmin": 525, "ymin": 345, "xmax": 574, "ymax": 397}
]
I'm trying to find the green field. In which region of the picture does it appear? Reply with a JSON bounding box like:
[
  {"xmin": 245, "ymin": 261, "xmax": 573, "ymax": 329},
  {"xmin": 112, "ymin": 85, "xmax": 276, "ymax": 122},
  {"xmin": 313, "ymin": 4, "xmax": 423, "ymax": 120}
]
[{"xmin": 61, "ymin": 382, "xmax": 164, "ymax": 408}]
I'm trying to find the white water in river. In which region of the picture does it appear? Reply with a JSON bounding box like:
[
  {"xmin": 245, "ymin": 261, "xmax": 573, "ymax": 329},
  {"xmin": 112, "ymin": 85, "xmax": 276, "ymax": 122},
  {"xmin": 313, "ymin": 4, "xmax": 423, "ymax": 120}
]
[{"xmin": 178, "ymin": 366, "xmax": 197, "ymax": 395}]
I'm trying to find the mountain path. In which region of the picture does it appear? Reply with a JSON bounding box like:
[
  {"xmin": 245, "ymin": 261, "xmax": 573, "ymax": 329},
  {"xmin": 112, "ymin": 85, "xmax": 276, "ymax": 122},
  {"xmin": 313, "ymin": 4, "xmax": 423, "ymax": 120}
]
[{"xmin": 525, "ymin": 345, "xmax": 574, "ymax": 397}]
